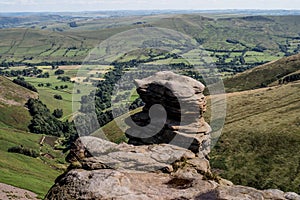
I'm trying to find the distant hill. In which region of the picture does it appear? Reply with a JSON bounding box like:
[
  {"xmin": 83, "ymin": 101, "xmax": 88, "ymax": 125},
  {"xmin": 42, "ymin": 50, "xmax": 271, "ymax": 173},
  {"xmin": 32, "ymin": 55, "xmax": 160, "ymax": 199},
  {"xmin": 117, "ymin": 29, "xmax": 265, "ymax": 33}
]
[
  {"xmin": 0, "ymin": 76, "xmax": 37, "ymax": 131},
  {"xmin": 224, "ymin": 53, "xmax": 300, "ymax": 92},
  {"xmin": 1, "ymin": 14, "xmax": 300, "ymax": 67}
]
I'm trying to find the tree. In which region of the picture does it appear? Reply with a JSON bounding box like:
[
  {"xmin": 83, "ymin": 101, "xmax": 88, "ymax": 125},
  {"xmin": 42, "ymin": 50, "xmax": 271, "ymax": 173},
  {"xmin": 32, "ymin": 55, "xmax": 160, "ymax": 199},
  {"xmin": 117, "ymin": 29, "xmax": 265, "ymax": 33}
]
[
  {"xmin": 54, "ymin": 69, "xmax": 65, "ymax": 75},
  {"xmin": 13, "ymin": 78, "xmax": 37, "ymax": 92},
  {"xmin": 69, "ymin": 21, "xmax": 78, "ymax": 28},
  {"xmin": 51, "ymin": 65, "xmax": 58, "ymax": 70},
  {"xmin": 53, "ymin": 109, "xmax": 63, "ymax": 118},
  {"xmin": 54, "ymin": 94, "xmax": 63, "ymax": 100},
  {"xmin": 26, "ymin": 98, "xmax": 75, "ymax": 137}
]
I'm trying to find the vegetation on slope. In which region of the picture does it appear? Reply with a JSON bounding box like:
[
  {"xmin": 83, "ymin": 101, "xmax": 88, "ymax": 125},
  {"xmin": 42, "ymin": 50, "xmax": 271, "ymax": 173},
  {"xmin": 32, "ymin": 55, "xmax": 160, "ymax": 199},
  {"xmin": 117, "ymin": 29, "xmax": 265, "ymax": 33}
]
[
  {"xmin": 0, "ymin": 76, "xmax": 69, "ymax": 198},
  {"xmin": 0, "ymin": 76, "xmax": 37, "ymax": 131},
  {"xmin": 224, "ymin": 53, "xmax": 300, "ymax": 92},
  {"xmin": 0, "ymin": 126, "xmax": 62, "ymax": 198},
  {"xmin": 210, "ymin": 82, "xmax": 300, "ymax": 193}
]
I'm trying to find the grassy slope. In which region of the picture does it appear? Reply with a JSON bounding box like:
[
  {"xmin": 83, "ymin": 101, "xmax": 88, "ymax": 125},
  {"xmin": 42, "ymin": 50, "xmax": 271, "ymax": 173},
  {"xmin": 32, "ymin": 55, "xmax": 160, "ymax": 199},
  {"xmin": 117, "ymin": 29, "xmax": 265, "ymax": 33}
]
[
  {"xmin": 210, "ymin": 82, "xmax": 300, "ymax": 193},
  {"xmin": 0, "ymin": 76, "xmax": 65, "ymax": 198},
  {"xmin": 92, "ymin": 107, "xmax": 142, "ymax": 143},
  {"xmin": 0, "ymin": 76, "xmax": 37, "ymax": 131},
  {"xmin": 224, "ymin": 53, "xmax": 300, "ymax": 92},
  {"xmin": 0, "ymin": 126, "xmax": 61, "ymax": 198}
]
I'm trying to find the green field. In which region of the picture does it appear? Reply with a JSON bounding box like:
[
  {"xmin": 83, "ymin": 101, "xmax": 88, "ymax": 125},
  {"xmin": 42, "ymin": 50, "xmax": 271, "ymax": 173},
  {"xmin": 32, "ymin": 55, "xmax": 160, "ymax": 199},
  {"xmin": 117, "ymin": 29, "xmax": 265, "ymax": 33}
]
[
  {"xmin": 15, "ymin": 65, "xmax": 113, "ymax": 120},
  {"xmin": 0, "ymin": 127, "xmax": 63, "ymax": 198}
]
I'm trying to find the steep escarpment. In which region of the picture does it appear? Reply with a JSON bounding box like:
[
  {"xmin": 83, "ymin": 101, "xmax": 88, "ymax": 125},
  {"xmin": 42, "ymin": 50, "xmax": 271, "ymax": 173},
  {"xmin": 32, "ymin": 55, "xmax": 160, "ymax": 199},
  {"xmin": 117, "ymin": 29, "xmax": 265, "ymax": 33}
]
[{"xmin": 45, "ymin": 72, "xmax": 300, "ymax": 200}]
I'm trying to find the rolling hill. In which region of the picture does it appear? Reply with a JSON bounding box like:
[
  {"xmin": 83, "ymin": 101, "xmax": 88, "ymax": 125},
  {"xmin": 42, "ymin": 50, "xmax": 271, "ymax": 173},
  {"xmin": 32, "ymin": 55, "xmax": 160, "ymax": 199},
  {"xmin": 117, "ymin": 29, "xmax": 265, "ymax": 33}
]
[
  {"xmin": 224, "ymin": 53, "xmax": 300, "ymax": 92},
  {"xmin": 1, "ymin": 14, "xmax": 300, "ymax": 70}
]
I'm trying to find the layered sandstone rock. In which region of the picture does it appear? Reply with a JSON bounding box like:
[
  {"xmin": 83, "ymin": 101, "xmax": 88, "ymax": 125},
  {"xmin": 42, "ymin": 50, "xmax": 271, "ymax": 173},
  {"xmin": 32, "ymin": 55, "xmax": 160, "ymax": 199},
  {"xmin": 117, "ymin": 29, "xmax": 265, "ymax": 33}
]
[
  {"xmin": 45, "ymin": 72, "xmax": 300, "ymax": 200},
  {"xmin": 125, "ymin": 71, "xmax": 211, "ymax": 155},
  {"xmin": 45, "ymin": 137, "xmax": 300, "ymax": 200}
]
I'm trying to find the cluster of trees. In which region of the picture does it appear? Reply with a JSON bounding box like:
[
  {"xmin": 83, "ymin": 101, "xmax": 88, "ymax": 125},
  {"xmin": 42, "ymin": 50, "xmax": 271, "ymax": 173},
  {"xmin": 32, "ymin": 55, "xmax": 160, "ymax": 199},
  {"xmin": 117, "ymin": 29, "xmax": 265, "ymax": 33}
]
[
  {"xmin": 13, "ymin": 77, "xmax": 37, "ymax": 92},
  {"xmin": 54, "ymin": 94, "xmax": 63, "ymax": 100},
  {"xmin": 69, "ymin": 21, "xmax": 78, "ymax": 28},
  {"xmin": 37, "ymin": 72, "xmax": 49, "ymax": 78},
  {"xmin": 280, "ymin": 73, "xmax": 300, "ymax": 84},
  {"xmin": 0, "ymin": 67, "xmax": 42, "ymax": 77},
  {"xmin": 0, "ymin": 61, "xmax": 82, "ymax": 68},
  {"xmin": 252, "ymin": 45, "xmax": 267, "ymax": 53},
  {"xmin": 54, "ymin": 85, "xmax": 68, "ymax": 90},
  {"xmin": 8, "ymin": 146, "xmax": 39, "ymax": 158},
  {"xmin": 38, "ymin": 83, "xmax": 52, "ymax": 87},
  {"xmin": 53, "ymin": 108, "xmax": 63, "ymax": 118},
  {"xmin": 57, "ymin": 76, "xmax": 71, "ymax": 82},
  {"xmin": 54, "ymin": 69, "xmax": 65, "ymax": 75},
  {"xmin": 26, "ymin": 98, "xmax": 75, "ymax": 137}
]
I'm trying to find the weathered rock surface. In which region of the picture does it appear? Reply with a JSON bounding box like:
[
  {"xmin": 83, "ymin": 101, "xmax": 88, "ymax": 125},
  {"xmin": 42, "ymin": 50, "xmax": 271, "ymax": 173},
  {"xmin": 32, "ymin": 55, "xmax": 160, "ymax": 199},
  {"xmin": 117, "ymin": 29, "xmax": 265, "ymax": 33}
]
[
  {"xmin": 66, "ymin": 136, "xmax": 207, "ymax": 173},
  {"xmin": 45, "ymin": 72, "xmax": 300, "ymax": 200},
  {"xmin": 125, "ymin": 71, "xmax": 211, "ymax": 155},
  {"xmin": 45, "ymin": 137, "xmax": 300, "ymax": 200}
]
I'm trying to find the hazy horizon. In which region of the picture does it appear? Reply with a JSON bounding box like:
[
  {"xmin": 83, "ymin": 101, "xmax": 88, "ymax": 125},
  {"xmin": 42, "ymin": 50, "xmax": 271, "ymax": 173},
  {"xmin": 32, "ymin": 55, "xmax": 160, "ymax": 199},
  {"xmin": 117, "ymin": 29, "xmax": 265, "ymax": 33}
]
[{"xmin": 1, "ymin": 0, "xmax": 300, "ymax": 13}]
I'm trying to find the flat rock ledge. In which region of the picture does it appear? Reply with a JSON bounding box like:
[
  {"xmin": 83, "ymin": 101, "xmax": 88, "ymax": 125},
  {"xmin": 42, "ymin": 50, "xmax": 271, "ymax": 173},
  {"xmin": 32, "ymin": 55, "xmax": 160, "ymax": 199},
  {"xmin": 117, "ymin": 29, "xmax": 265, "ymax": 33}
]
[{"xmin": 45, "ymin": 137, "xmax": 300, "ymax": 200}]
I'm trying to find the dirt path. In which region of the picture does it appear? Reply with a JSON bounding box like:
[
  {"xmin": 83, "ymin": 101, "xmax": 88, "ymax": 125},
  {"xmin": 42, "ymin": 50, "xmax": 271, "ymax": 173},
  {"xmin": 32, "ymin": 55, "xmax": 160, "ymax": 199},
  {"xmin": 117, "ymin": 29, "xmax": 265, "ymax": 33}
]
[{"xmin": 0, "ymin": 183, "xmax": 38, "ymax": 200}]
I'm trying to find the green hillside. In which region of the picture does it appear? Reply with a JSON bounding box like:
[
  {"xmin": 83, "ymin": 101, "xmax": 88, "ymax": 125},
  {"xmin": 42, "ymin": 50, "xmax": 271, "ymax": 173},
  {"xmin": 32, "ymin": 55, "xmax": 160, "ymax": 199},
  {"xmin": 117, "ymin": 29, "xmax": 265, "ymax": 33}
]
[
  {"xmin": 210, "ymin": 81, "xmax": 300, "ymax": 193},
  {"xmin": 0, "ymin": 76, "xmax": 67, "ymax": 198},
  {"xmin": 0, "ymin": 127, "xmax": 61, "ymax": 198},
  {"xmin": 0, "ymin": 76, "xmax": 37, "ymax": 130},
  {"xmin": 224, "ymin": 53, "xmax": 300, "ymax": 92},
  {"xmin": 2, "ymin": 14, "xmax": 300, "ymax": 72}
]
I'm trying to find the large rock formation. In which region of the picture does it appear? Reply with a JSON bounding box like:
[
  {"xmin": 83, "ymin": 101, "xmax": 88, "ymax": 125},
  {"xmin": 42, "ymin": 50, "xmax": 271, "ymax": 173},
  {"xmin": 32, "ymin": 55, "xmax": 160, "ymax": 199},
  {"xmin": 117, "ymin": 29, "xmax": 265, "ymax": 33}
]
[
  {"xmin": 45, "ymin": 71, "xmax": 300, "ymax": 200},
  {"xmin": 126, "ymin": 71, "xmax": 211, "ymax": 155},
  {"xmin": 45, "ymin": 136, "xmax": 300, "ymax": 200}
]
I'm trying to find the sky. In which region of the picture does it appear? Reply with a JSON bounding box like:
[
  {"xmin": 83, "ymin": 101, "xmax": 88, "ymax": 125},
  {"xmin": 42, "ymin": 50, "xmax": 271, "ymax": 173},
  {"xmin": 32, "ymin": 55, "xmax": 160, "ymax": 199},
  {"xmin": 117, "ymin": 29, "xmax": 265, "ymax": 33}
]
[{"xmin": 0, "ymin": 0, "xmax": 300, "ymax": 12}]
